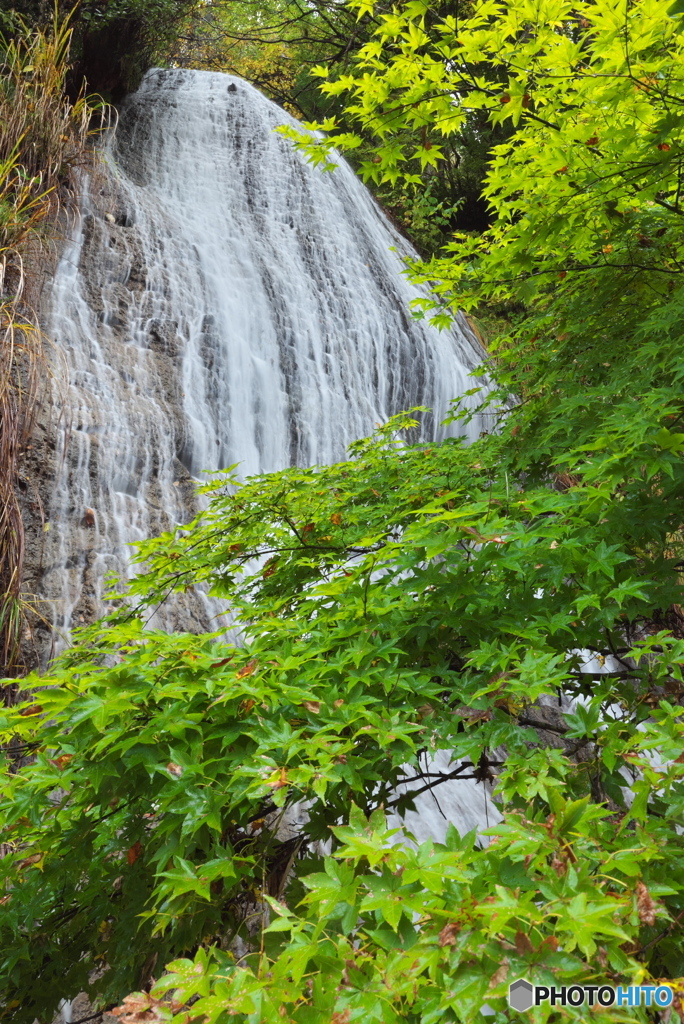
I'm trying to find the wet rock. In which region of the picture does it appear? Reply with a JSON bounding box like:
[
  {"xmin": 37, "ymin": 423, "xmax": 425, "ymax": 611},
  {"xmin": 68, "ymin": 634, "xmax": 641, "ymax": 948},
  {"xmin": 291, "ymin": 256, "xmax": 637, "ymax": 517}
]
[{"xmin": 147, "ymin": 317, "xmax": 180, "ymax": 356}]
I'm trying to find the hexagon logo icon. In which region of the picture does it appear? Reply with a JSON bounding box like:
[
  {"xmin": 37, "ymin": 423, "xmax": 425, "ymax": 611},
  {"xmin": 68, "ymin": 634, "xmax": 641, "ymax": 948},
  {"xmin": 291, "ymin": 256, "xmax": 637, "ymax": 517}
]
[{"xmin": 509, "ymin": 978, "xmax": 534, "ymax": 1012}]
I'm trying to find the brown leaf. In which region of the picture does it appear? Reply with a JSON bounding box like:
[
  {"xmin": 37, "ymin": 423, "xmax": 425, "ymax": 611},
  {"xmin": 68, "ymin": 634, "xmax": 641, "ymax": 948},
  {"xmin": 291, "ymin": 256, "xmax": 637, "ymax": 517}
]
[
  {"xmin": 551, "ymin": 854, "xmax": 566, "ymax": 876},
  {"xmin": 212, "ymin": 657, "xmax": 233, "ymax": 669},
  {"xmin": 330, "ymin": 512, "xmax": 342, "ymax": 525},
  {"xmin": 331, "ymin": 1013, "xmax": 350, "ymax": 1024},
  {"xmin": 515, "ymin": 930, "xmax": 534, "ymax": 955},
  {"xmin": 50, "ymin": 754, "xmax": 73, "ymax": 770},
  {"xmin": 540, "ymin": 935, "xmax": 559, "ymax": 953},
  {"xmin": 585, "ymin": 134, "xmax": 599, "ymax": 145},
  {"xmin": 127, "ymin": 841, "xmax": 143, "ymax": 866},
  {"xmin": 489, "ymin": 959, "xmax": 509, "ymax": 988},
  {"xmin": 554, "ymin": 472, "xmax": 580, "ymax": 491},
  {"xmin": 454, "ymin": 706, "xmax": 491, "ymax": 723},
  {"xmin": 499, "ymin": 93, "xmax": 510, "ymax": 103},
  {"xmin": 111, "ymin": 993, "xmax": 170, "ymax": 1024},
  {"xmin": 236, "ymin": 659, "xmax": 258, "ymax": 679},
  {"xmin": 302, "ymin": 700, "xmax": 321, "ymax": 714},
  {"xmin": 636, "ymin": 880, "xmax": 657, "ymax": 926},
  {"xmin": 438, "ymin": 922, "xmax": 459, "ymax": 946},
  {"xmin": 267, "ymin": 768, "xmax": 289, "ymax": 791},
  {"xmin": 18, "ymin": 852, "xmax": 43, "ymax": 870},
  {"xmin": 19, "ymin": 704, "xmax": 43, "ymax": 716}
]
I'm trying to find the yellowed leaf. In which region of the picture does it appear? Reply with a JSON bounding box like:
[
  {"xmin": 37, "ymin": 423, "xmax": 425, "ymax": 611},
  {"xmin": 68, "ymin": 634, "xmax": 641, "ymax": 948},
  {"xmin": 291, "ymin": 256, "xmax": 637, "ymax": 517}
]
[
  {"xmin": 236, "ymin": 659, "xmax": 258, "ymax": 679},
  {"xmin": 267, "ymin": 768, "xmax": 289, "ymax": 790}
]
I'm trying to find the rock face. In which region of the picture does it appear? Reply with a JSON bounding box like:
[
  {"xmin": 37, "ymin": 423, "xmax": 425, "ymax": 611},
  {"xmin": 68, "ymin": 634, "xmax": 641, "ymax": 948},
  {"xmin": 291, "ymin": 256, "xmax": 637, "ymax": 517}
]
[{"xmin": 23, "ymin": 68, "xmax": 490, "ymax": 663}]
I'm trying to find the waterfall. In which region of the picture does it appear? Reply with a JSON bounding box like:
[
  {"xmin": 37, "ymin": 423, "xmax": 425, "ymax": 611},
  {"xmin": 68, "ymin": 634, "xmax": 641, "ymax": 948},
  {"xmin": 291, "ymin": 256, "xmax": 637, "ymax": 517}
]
[
  {"xmin": 38, "ymin": 68, "xmax": 497, "ymax": 844},
  {"xmin": 41, "ymin": 68, "xmax": 488, "ymax": 638}
]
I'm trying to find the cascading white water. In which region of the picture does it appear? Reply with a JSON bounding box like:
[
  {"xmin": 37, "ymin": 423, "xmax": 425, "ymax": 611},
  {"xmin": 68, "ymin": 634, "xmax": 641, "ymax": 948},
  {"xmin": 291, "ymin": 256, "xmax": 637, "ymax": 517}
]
[
  {"xmin": 40, "ymin": 68, "xmax": 498, "ymax": 845},
  {"xmin": 42, "ymin": 68, "xmax": 489, "ymax": 638}
]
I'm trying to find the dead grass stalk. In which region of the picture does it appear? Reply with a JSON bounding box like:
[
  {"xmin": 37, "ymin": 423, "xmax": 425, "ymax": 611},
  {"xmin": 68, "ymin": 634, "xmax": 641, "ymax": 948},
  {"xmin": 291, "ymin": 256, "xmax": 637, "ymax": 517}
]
[{"xmin": 0, "ymin": 12, "xmax": 105, "ymax": 678}]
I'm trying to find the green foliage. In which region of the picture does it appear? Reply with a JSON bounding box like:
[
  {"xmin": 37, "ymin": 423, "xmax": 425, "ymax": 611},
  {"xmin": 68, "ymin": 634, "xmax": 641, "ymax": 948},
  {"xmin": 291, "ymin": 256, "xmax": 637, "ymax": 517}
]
[
  {"xmin": 3, "ymin": 0, "xmax": 684, "ymax": 1019},
  {"xmin": 175, "ymin": 0, "xmax": 505, "ymax": 253},
  {"xmin": 138, "ymin": 793, "xmax": 684, "ymax": 1021},
  {"xmin": 289, "ymin": 0, "xmax": 684, "ymax": 307},
  {"xmin": 1, "ymin": 0, "xmax": 200, "ymax": 96},
  {"xmin": 172, "ymin": 0, "xmax": 370, "ymax": 120},
  {"xmin": 2, "ymin": 403, "xmax": 684, "ymax": 1018}
]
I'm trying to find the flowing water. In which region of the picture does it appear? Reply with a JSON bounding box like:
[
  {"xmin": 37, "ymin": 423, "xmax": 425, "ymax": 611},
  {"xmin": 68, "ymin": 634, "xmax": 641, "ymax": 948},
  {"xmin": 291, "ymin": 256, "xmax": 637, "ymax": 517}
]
[
  {"xmin": 43, "ymin": 68, "xmax": 489, "ymax": 635},
  {"xmin": 41, "ymin": 68, "xmax": 496, "ymax": 839}
]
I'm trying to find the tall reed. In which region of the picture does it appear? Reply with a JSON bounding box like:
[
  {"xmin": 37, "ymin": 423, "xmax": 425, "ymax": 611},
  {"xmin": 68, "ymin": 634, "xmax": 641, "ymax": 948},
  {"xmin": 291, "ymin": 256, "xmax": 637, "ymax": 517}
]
[{"xmin": 0, "ymin": 13, "xmax": 103, "ymax": 680}]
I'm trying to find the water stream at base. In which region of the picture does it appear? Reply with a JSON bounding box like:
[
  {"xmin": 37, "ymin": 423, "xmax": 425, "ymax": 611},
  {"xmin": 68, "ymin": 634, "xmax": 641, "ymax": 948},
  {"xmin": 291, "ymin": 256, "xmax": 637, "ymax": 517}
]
[{"xmin": 42, "ymin": 68, "xmax": 496, "ymax": 837}]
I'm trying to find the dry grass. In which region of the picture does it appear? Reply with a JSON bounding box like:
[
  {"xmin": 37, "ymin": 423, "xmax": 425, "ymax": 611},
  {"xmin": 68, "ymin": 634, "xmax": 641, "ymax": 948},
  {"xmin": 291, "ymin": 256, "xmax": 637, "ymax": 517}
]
[{"xmin": 0, "ymin": 13, "xmax": 105, "ymax": 678}]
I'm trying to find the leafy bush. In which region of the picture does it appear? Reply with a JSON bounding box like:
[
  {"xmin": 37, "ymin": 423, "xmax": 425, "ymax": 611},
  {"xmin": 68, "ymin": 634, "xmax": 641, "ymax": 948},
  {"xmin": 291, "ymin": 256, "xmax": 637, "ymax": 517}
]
[
  {"xmin": 2, "ymin": 403, "xmax": 684, "ymax": 1018},
  {"xmin": 3, "ymin": 0, "xmax": 684, "ymax": 1019}
]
